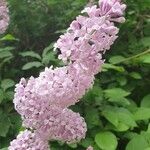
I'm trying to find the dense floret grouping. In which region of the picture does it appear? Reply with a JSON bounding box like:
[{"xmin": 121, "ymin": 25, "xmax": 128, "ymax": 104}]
[
  {"xmin": 9, "ymin": 130, "xmax": 50, "ymax": 150},
  {"xmin": 9, "ymin": 0, "xmax": 126, "ymax": 149}
]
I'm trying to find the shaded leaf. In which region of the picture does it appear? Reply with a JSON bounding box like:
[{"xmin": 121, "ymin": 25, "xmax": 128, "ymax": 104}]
[
  {"xmin": 22, "ymin": 61, "xmax": 43, "ymax": 70},
  {"xmin": 42, "ymin": 52, "xmax": 56, "ymax": 65},
  {"xmin": 20, "ymin": 51, "xmax": 41, "ymax": 60},
  {"xmin": 130, "ymin": 72, "xmax": 142, "ymax": 79},
  {"xmin": 0, "ymin": 51, "xmax": 12, "ymax": 59},
  {"xmin": 80, "ymin": 138, "xmax": 94, "ymax": 148},
  {"xmin": 85, "ymin": 107, "xmax": 100, "ymax": 128},
  {"xmin": 102, "ymin": 63, "xmax": 125, "ymax": 72},
  {"xmin": 0, "ymin": 47, "xmax": 14, "ymax": 52},
  {"xmin": 141, "ymin": 94, "xmax": 150, "ymax": 108},
  {"xmin": 141, "ymin": 37, "xmax": 150, "ymax": 47},
  {"xmin": 0, "ymin": 114, "xmax": 11, "ymax": 137},
  {"xmin": 134, "ymin": 107, "xmax": 150, "ymax": 120},
  {"xmin": 1, "ymin": 79, "xmax": 15, "ymax": 91},
  {"xmin": 42, "ymin": 43, "xmax": 54, "ymax": 58},
  {"xmin": 109, "ymin": 55, "xmax": 125, "ymax": 64},
  {"xmin": 0, "ymin": 89, "xmax": 4, "ymax": 103}
]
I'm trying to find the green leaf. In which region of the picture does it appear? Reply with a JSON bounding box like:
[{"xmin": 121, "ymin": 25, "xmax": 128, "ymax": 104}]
[
  {"xmin": 0, "ymin": 51, "xmax": 12, "ymax": 59},
  {"xmin": 124, "ymin": 132, "xmax": 139, "ymax": 140},
  {"xmin": 80, "ymin": 138, "xmax": 94, "ymax": 148},
  {"xmin": 142, "ymin": 55, "xmax": 150, "ymax": 64},
  {"xmin": 85, "ymin": 107, "xmax": 100, "ymax": 128},
  {"xmin": 9, "ymin": 113, "xmax": 22, "ymax": 132},
  {"xmin": 141, "ymin": 94, "xmax": 150, "ymax": 108},
  {"xmin": 134, "ymin": 107, "xmax": 150, "ymax": 120},
  {"xmin": 0, "ymin": 47, "xmax": 14, "ymax": 52},
  {"xmin": 95, "ymin": 131, "xmax": 118, "ymax": 150},
  {"xmin": 1, "ymin": 79, "xmax": 15, "ymax": 91},
  {"xmin": 103, "ymin": 107, "xmax": 136, "ymax": 131},
  {"xmin": 103, "ymin": 108, "xmax": 118, "ymax": 127},
  {"xmin": 130, "ymin": 72, "xmax": 142, "ymax": 79},
  {"xmin": 5, "ymin": 91, "xmax": 14, "ymax": 100},
  {"xmin": 141, "ymin": 131, "xmax": 150, "ymax": 145},
  {"xmin": 104, "ymin": 88, "xmax": 130, "ymax": 105},
  {"xmin": 0, "ymin": 34, "xmax": 18, "ymax": 41},
  {"xmin": 42, "ymin": 43, "xmax": 54, "ymax": 58},
  {"xmin": 0, "ymin": 148, "xmax": 8, "ymax": 150},
  {"xmin": 68, "ymin": 143, "xmax": 77, "ymax": 148},
  {"xmin": 102, "ymin": 63, "xmax": 125, "ymax": 72},
  {"xmin": 0, "ymin": 114, "xmax": 11, "ymax": 137},
  {"xmin": 147, "ymin": 124, "xmax": 150, "ymax": 133},
  {"xmin": 0, "ymin": 57, "xmax": 13, "ymax": 65},
  {"xmin": 141, "ymin": 37, "xmax": 150, "ymax": 47},
  {"xmin": 104, "ymin": 88, "xmax": 130, "ymax": 98},
  {"xmin": 106, "ymin": 121, "xmax": 129, "ymax": 132},
  {"xmin": 109, "ymin": 55, "xmax": 125, "ymax": 64},
  {"xmin": 126, "ymin": 135, "xmax": 149, "ymax": 150},
  {"xmin": 22, "ymin": 61, "xmax": 43, "ymax": 70},
  {"xmin": 20, "ymin": 51, "xmax": 41, "ymax": 60},
  {"xmin": 117, "ymin": 76, "xmax": 127, "ymax": 86},
  {"xmin": 42, "ymin": 52, "xmax": 56, "ymax": 65},
  {"xmin": 93, "ymin": 144, "xmax": 101, "ymax": 150},
  {"xmin": 139, "ymin": 54, "xmax": 150, "ymax": 64},
  {"xmin": 144, "ymin": 22, "xmax": 150, "ymax": 36},
  {"xmin": 114, "ymin": 123, "xmax": 129, "ymax": 132},
  {"xmin": 0, "ymin": 89, "xmax": 4, "ymax": 103}
]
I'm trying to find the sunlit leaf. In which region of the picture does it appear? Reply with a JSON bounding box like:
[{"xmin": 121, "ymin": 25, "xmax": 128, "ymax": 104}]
[
  {"xmin": 126, "ymin": 135, "xmax": 149, "ymax": 150},
  {"xmin": 95, "ymin": 131, "xmax": 118, "ymax": 150}
]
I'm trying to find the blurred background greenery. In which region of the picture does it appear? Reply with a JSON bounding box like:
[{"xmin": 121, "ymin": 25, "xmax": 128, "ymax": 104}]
[{"xmin": 0, "ymin": 0, "xmax": 150, "ymax": 149}]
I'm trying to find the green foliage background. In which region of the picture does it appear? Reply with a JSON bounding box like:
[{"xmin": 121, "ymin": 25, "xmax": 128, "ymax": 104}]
[{"xmin": 0, "ymin": 0, "xmax": 150, "ymax": 149}]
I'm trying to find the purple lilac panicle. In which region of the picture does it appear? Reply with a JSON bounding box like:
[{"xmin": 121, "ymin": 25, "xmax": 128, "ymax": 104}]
[
  {"xmin": 9, "ymin": 130, "xmax": 50, "ymax": 150},
  {"xmin": 10, "ymin": 0, "xmax": 126, "ymax": 149}
]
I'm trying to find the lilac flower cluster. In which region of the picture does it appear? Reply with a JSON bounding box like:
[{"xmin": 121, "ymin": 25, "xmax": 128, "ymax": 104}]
[
  {"xmin": 55, "ymin": 0, "xmax": 126, "ymax": 63},
  {"xmin": 0, "ymin": 0, "xmax": 9, "ymax": 34},
  {"xmin": 9, "ymin": 130, "xmax": 50, "ymax": 150},
  {"xmin": 9, "ymin": 0, "xmax": 126, "ymax": 149}
]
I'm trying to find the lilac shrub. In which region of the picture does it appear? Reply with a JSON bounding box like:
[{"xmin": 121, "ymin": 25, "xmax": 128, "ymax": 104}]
[{"xmin": 9, "ymin": 0, "xmax": 126, "ymax": 149}]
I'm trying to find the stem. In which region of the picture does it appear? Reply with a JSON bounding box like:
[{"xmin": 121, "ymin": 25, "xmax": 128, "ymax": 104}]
[{"xmin": 116, "ymin": 49, "xmax": 150, "ymax": 64}]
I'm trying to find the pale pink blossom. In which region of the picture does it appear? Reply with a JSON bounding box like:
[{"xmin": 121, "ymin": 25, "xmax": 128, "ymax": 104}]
[
  {"xmin": 55, "ymin": 0, "xmax": 125, "ymax": 63},
  {"xmin": 14, "ymin": 64, "xmax": 95, "ymax": 116},
  {"xmin": 10, "ymin": 0, "xmax": 126, "ymax": 149},
  {"xmin": 99, "ymin": 0, "xmax": 126, "ymax": 22},
  {"xmin": 24, "ymin": 106, "xmax": 87, "ymax": 143},
  {"xmin": 8, "ymin": 130, "xmax": 50, "ymax": 150}
]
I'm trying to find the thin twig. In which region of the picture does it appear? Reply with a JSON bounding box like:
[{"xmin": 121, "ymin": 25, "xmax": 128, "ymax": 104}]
[{"xmin": 116, "ymin": 49, "xmax": 150, "ymax": 64}]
